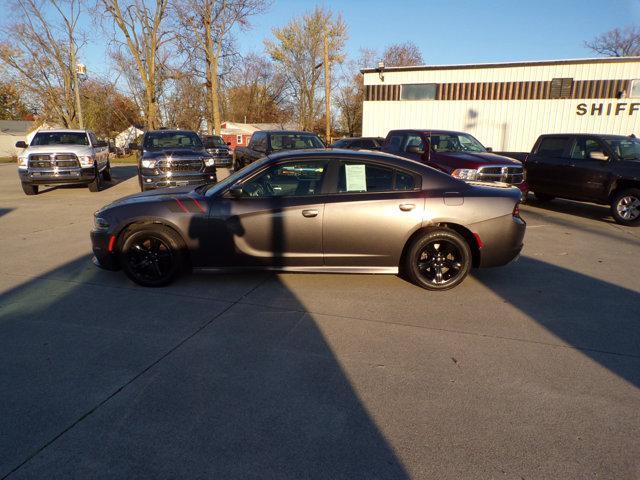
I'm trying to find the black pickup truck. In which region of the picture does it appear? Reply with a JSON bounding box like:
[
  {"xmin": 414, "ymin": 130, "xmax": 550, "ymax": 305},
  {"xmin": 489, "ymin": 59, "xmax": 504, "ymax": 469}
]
[
  {"xmin": 234, "ymin": 130, "xmax": 325, "ymax": 169},
  {"xmin": 525, "ymin": 133, "xmax": 640, "ymax": 226},
  {"xmin": 131, "ymin": 129, "xmax": 217, "ymax": 191}
]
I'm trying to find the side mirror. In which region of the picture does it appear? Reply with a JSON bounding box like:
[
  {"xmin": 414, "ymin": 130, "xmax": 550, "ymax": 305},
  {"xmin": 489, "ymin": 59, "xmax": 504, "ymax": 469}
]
[
  {"xmin": 128, "ymin": 143, "xmax": 139, "ymax": 150},
  {"xmin": 589, "ymin": 151, "xmax": 609, "ymax": 161},
  {"xmin": 486, "ymin": 147, "xmax": 493, "ymax": 152},
  {"xmin": 229, "ymin": 184, "xmax": 244, "ymax": 198},
  {"xmin": 15, "ymin": 140, "xmax": 28, "ymax": 149},
  {"xmin": 406, "ymin": 145, "xmax": 425, "ymax": 155}
]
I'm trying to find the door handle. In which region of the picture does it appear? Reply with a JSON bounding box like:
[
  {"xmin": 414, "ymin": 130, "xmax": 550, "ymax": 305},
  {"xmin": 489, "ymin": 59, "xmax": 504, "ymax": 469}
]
[
  {"xmin": 302, "ymin": 209, "xmax": 319, "ymax": 218},
  {"xmin": 399, "ymin": 203, "xmax": 415, "ymax": 211}
]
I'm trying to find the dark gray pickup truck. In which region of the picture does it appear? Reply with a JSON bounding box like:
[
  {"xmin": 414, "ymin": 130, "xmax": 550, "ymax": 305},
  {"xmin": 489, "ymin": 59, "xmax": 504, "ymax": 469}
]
[{"xmin": 234, "ymin": 130, "xmax": 325, "ymax": 169}]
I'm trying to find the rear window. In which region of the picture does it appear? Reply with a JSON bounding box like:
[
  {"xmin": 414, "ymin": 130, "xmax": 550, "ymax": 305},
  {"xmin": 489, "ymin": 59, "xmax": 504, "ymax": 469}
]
[
  {"xmin": 536, "ymin": 137, "xmax": 570, "ymax": 157},
  {"xmin": 270, "ymin": 133, "xmax": 324, "ymax": 151}
]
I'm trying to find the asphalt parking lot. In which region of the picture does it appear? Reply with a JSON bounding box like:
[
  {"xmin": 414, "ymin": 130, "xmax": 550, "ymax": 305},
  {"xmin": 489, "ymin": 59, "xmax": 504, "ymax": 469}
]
[{"xmin": 1, "ymin": 163, "xmax": 639, "ymax": 479}]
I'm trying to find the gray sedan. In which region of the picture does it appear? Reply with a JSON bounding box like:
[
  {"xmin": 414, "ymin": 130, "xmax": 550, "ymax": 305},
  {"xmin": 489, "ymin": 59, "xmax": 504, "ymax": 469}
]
[{"xmin": 91, "ymin": 149, "xmax": 525, "ymax": 290}]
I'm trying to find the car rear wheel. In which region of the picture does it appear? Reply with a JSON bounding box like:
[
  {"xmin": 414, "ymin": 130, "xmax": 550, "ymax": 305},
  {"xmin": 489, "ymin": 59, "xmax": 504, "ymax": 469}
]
[
  {"xmin": 120, "ymin": 225, "xmax": 186, "ymax": 287},
  {"xmin": 534, "ymin": 192, "xmax": 555, "ymax": 202},
  {"xmin": 21, "ymin": 182, "xmax": 38, "ymax": 195},
  {"xmin": 611, "ymin": 189, "xmax": 640, "ymax": 226},
  {"xmin": 404, "ymin": 229, "xmax": 472, "ymax": 291}
]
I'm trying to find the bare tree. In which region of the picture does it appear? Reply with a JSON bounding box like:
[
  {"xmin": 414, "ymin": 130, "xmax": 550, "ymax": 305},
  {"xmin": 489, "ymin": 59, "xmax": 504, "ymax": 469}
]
[
  {"xmin": 98, "ymin": 0, "xmax": 171, "ymax": 129},
  {"xmin": 174, "ymin": 0, "xmax": 268, "ymax": 134},
  {"xmin": 586, "ymin": 26, "xmax": 640, "ymax": 57},
  {"xmin": 335, "ymin": 48, "xmax": 376, "ymax": 137},
  {"xmin": 382, "ymin": 41, "xmax": 424, "ymax": 67},
  {"xmin": 0, "ymin": 0, "xmax": 84, "ymax": 127}
]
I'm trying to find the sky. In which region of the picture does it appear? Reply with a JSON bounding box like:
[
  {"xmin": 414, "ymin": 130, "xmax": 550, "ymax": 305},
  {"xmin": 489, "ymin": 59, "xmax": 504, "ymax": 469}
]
[{"xmin": 24, "ymin": 0, "xmax": 640, "ymax": 79}]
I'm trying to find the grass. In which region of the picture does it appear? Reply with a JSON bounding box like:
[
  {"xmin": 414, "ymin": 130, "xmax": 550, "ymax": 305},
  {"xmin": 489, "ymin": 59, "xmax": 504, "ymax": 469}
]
[{"xmin": 110, "ymin": 154, "xmax": 137, "ymax": 164}]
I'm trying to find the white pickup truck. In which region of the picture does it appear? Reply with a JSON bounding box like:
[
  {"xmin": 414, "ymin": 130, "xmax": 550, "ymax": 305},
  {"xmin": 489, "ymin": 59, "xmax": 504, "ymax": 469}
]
[{"xmin": 16, "ymin": 129, "xmax": 111, "ymax": 195}]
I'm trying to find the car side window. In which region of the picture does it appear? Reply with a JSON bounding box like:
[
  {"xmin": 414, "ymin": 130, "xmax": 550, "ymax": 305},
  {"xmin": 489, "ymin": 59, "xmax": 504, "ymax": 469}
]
[
  {"xmin": 337, "ymin": 162, "xmax": 418, "ymax": 193},
  {"xmin": 251, "ymin": 133, "xmax": 267, "ymax": 152},
  {"xmin": 386, "ymin": 135, "xmax": 403, "ymax": 153},
  {"xmin": 571, "ymin": 138, "xmax": 606, "ymax": 161},
  {"xmin": 240, "ymin": 160, "xmax": 328, "ymax": 197},
  {"xmin": 89, "ymin": 132, "xmax": 98, "ymax": 146},
  {"xmin": 401, "ymin": 134, "xmax": 425, "ymax": 153},
  {"xmin": 536, "ymin": 137, "xmax": 570, "ymax": 157}
]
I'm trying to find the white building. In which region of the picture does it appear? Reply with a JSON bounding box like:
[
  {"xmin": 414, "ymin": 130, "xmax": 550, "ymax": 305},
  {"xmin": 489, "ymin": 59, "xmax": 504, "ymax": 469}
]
[{"xmin": 362, "ymin": 57, "xmax": 640, "ymax": 154}]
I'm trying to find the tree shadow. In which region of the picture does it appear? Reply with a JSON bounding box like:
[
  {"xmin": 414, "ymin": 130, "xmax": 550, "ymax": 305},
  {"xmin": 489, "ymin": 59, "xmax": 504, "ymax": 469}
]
[
  {"xmin": 473, "ymin": 256, "xmax": 640, "ymax": 389},
  {"xmin": 0, "ymin": 208, "xmax": 13, "ymax": 218}
]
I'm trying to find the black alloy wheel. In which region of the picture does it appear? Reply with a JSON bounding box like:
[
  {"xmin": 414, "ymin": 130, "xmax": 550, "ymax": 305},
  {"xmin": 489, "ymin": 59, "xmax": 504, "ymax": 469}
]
[
  {"xmin": 405, "ymin": 229, "xmax": 472, "ymax": 291},
  {"xmin": 611, "ymin": 188, "xmax": 640, "ymax": 226},
  {"xmin": 120, "ymin": 226, "xmax": 185, "ymax": 286}
]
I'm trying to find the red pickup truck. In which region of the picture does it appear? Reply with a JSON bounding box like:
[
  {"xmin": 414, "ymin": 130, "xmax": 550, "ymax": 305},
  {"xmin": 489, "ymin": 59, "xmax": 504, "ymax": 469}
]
[{"xmin": 381, "ymin": 129, "xmax": 528, "ymax": 197}]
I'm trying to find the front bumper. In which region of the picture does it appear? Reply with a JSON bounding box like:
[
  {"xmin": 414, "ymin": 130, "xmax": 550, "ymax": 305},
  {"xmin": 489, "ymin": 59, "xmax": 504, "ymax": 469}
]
[
  {"xmin": 212, "ymin": 155, "xmax": 233, "ymax": 167},
  {"xmin": 19, "ymin": 167, "xmax": 96, "ymax": 185},
  {"xmin": 90, "ymin": 230, "xmax": 119, "ymax": 270}
]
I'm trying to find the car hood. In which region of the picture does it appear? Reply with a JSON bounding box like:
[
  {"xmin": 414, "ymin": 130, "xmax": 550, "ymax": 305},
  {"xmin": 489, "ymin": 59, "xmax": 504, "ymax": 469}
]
[
  {"xmin": 25, "ymin": 145, "xmax": 94, "ymax": 156},
  {"xmin": 434, "ymin": 151, "xmax": 522, "ymax": 168},
  {"xmin": 103, "ymin": 186, "xmax": 198, "ymax": 209}
]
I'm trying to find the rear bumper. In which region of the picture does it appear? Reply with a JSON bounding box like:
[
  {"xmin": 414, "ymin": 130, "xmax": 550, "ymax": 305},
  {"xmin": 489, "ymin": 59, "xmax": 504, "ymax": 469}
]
[
  {"xmin": 90, "ymin": 230, "xmax": 119, "ymax": 270},
  {"xmin": 474, "ymin": 214, "xmax": 526, "ymax": 268},
  {"xmin": 19, "ymin": 168, "xmax": 96, "ymax": 185}
]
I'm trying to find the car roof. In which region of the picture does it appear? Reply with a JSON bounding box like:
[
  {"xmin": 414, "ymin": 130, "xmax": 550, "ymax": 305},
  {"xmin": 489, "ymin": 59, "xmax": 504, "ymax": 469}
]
[
  {"xmin": 387, "ymin": 129, "xmax": 469, "ymax": 136},
  {"xmin": 34, "ymin": 129, "xmax": 89, "ymax": 134},
  {"xmin": 537, "ymin": 133, "xmax": 636, "ymax": 139},
  {"xmin": 259, "ymin": 130, "xmax": 320, "ymax": 135},
  {"xmin": 145, "ymin": 129, "xmax": 198, "ymax": 134}
]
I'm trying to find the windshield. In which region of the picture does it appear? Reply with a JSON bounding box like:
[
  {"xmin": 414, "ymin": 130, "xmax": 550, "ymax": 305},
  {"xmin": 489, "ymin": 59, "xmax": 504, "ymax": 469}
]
[
  {"xmin": 31, "ymin": 132, "xmax": 89, "ymax": 146},
  {"xmin": 430, "ymin": 133, "xmax": 486, "ymax": 153},
  {"xmin": 202, "ymin": 157, "xmax": 271, "ymax": 196},
  {"xmin": 144, "ymin": 131, "xmax": 202, "ymax": 150},
  {"xmin": 605, "ymin": 137, "xmax": 640, "ymax": 160},
  {"xmin": 205, "ymin": 136, "xmax": 226, "ymax": 147},
  {"xmin": 270, "ymin": 133, "xmax": 324, "ymax": 151}
]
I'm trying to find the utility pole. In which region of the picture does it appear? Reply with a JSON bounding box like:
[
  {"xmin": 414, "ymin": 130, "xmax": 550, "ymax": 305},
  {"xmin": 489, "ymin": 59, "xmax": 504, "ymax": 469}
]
[
  {"xmin": 324, "ymin": 29, "xmax": 330, "ymax": 145},
  {"xmin": 71, "ymin": 45, "xmax": 84, "ymax": 129}
]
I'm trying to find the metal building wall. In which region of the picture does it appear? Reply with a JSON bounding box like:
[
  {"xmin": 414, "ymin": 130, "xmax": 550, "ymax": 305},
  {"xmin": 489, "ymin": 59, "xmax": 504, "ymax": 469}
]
[{"xmin": 362, "ymin": 59, "xmax": 640, "ymax": 152}]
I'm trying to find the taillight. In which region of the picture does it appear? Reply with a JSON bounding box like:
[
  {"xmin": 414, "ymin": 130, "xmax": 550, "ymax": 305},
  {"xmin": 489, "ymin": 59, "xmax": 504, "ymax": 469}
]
[{"xmin": 513, "ymin": 203, "xmax": 521, "ymax": 217}]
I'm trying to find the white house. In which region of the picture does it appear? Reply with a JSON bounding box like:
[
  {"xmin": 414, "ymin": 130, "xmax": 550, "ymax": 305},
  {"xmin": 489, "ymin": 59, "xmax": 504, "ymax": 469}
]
[
  {"xmin": 0, "ymin": 120, "xmax": 33, "ymax": 157},
  {"xmin": 115, "ymin": 125, "xmax": 143, "ymax": 149},
  {"xmin": 361, "ymin": 57, "xmax": 640, "ymax": 153}
]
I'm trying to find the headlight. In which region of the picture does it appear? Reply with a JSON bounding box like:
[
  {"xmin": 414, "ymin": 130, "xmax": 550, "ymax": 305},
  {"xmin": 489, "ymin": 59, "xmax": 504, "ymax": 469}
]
[
  {"xmin": 79, "ymin": 155, "xmax": 95, "ymax": 167},
  {"xmin": 94, "ymin": 216, "xmax": 109, "ymax": 231},
  {"xmin": 141, "ymin": 159, "xmax": 157, "ymax": 169},
  {"xmin": 451, "ymin": 169, "xmax": 478, "ymax": 181},
  {"xmin": 204, "ymin": 158, "xmax": 215, "ymax": 167},
  {"xmin": 18, "ymin": 156, "xmax": 28, "ymax": 169}
]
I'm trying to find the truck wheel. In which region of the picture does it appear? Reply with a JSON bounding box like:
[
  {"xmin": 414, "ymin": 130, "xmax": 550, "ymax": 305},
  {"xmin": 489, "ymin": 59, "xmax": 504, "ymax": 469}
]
[
  {"xmin": 611, "ymin": 188, "xmax": 640, "ymax": 226},
  {"xmin": 103, "ymin": 161, "xmax": 112, "ymax": 181},
  {"xmin": 120, "ymin": 224, "xmax": 186, "ymax": 287},
  {"xmin": 534, "ymin": 192, "xmax": 555, "ymax": 202},
  {"xmin": 88, "ymin": 166, "xmax": 102, "ymax": 192},
  {"xmin": 21, "ymin": 182, "xmax": 38, "ymax": 195},
  {"xmin": 403, "ymin": 228, "xmax": 472, "ymax": 291}
]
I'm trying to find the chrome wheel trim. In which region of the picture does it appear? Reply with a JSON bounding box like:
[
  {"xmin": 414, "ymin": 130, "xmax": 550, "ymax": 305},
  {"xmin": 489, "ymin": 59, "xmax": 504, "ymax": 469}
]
[{"xmin": 616, "ymin": 195, "xmax": 640, "ymax": 221}]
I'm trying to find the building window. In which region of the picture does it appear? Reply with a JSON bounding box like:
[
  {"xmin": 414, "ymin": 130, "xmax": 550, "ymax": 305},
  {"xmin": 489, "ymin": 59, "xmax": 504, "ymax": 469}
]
[
  {"xmin": 550, "ymin": 78, "xmax": 573, "ymax": 99},
  {"xmin": 236, "ymin": 135, "xmax": 243, "ymax": 145},
  {"xmin": 400, "ymin": 83, "xmax": 437, "ymax": 101},
  {"xmin": 629, "ymin": 79, "xmax": 640, "ymax": 98}
]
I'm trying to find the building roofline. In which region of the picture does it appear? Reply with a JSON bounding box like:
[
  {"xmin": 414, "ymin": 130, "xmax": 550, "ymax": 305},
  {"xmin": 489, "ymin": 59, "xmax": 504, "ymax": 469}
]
[{"xmin": 360, "ymin": 56, "xmax": 640, "ymax": 74}]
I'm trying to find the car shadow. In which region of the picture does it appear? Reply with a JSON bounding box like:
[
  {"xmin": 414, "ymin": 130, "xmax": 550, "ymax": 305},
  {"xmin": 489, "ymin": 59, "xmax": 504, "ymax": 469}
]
[
  {"xmin": 0, "ymin": 257, "xmax": 409, "ymax": 477},
  {"xmin": 473, "ymin": 256, "xmax": 640, "ymax": 389},
  {"xmin": 35, "ymin": 165, "xmax": 137, "ymax": 194},
  {"xmin": 525, "ymin": 196, "xmax": 617, "ymax": 225},
  {"xmin": 0, "ymin": 208, "xmax": 13, "ymax": 218}
]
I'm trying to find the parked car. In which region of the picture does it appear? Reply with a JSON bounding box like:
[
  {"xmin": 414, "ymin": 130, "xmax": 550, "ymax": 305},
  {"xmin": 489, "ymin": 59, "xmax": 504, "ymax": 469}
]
[
  {"xmin": 234, "ymin": 130, "xmax": 325, "ymax": 169},
  {"xmin": 202, "ymin": 134, "xmax": 233, "ymax": 168},
  {"xmin": 91, "ymin": 149, "xmax": 525, "ymax": 290},
  {"xmin": 525, "ymin": 133, "xmax": 640, "ymax": 226},
  {"xmin": 131, "ymin": 129, "xmax": 217, "ymax": 191},
  {"xmin": 16, "ymin": 129, "xmax": 110, "ymax": 195},
  {"xmin": 381, "ymin": 129, "xmax": 528, "ymax": 198},
  {"xmin": 329, "ymin": 137, "xmax": 385, "ymax": 150}
]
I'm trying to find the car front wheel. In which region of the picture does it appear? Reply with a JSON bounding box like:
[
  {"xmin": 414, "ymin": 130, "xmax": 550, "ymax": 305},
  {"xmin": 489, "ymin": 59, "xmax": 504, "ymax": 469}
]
[
  {"xmin": 21, "ymin": 182, "xmax": 38, "ymax": 195},
  {"xmin": 611, "ymin": 188, "xmax": 640, "ymax": 226},
  {"xmin": 120, "ymin": 225, "xmax": 186, "ymax": 287},
  {"xmin": 404, "ymin": 229, "xmax": 472, "ymax": 291},
  {"xmin": 88, "ymin": 166, "xmax": 102, "ymax": 192}
]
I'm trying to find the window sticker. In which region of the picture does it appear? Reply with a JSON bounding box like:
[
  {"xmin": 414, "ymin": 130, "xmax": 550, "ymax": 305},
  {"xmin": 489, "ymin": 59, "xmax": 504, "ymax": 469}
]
[{"xmin": 345, "ymin": 164, "xmax": 367, "ymax": 191}]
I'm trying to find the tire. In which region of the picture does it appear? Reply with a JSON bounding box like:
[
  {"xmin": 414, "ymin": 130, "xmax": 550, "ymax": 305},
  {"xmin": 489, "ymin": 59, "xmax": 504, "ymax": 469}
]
[
  {"xmin": 102, "ymin": 161, "xmax": 112, "ymax": 181},
  {"xmin": 404, "ymin": 228, "xmax": 472, "ymax": 291},
  {"xmin": 21, "ymin": 182, "xmax": 38, "ymax": 195},
  {"xmin": 120, "ymin": 225, "xmax": 186, "ymax": 287},
  {"xmin": 611, "ymin": 188, "xmax": 640, "ymax": 226},
  {"xmin": 88, "ymin": 166, "xmax": 101, "ymax": 192},
  {"xmin": 534, "ymin": 192, "xmax": 555, "ymax": 202}
]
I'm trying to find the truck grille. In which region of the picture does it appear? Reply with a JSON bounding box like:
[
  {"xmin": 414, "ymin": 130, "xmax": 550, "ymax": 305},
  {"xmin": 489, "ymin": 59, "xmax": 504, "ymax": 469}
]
[
  {"xmin": 157, "ymin": 158, "xmax": 203, "ymax": 173},
  {"xmin": 28, "ymin": 153, "xmax": 80, "ymax": 169},
  {"xmin": 476, "ymin": 165, "xmax": 524, "ymax": 185}
]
